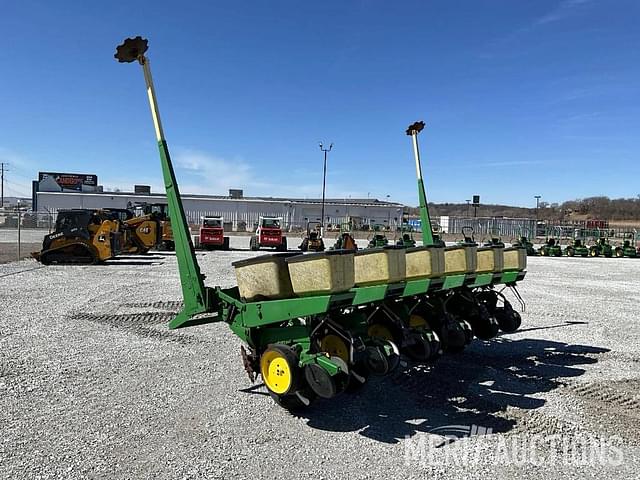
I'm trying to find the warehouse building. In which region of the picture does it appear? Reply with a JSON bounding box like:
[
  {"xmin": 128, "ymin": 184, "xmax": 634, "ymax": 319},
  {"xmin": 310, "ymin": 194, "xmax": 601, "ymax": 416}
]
[{"xmin": 34, "ymin": 188, "xmax": 405, "ymax": 232}]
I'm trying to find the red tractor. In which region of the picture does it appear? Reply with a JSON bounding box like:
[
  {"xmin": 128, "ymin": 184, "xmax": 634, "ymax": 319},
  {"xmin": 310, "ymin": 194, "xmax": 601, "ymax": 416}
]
[
  {"xmin": 250, "ymin": 216, "xmax": 287, "ymax": 251},
  {"xmin": 199, "ymin": 216, "xmax": 230, "ymax": 250}
]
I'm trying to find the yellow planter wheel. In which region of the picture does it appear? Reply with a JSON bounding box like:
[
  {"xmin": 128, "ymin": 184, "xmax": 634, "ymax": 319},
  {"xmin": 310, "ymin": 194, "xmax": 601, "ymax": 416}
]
[
  {"xmin": 368, "ymin": 323, "xmax": 394, "ymax": 341},
  {"xmin": 320, "ymin": 334, "xmax": 350, "ymax": 364},
  {"xmin": 260, "ymin": 345, "xmax": 298, "ymax": 395},
  {"xmin": 409, "ymin": 314, "xmax": 429, "ymax": 329}
]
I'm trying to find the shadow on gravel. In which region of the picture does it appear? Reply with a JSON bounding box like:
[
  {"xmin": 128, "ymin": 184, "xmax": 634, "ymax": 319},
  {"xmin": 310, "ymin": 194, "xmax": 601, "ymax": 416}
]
[
  {"xmin": 103, "ymin": 260, "xmax": 165, "ymax": 266},
  {"xmin": 283, "ymin": 337, "xmax": 609, "ymax": 444}
]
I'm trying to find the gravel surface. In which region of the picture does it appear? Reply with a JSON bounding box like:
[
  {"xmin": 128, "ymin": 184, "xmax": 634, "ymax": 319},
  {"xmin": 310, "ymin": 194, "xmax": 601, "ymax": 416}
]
[{"xmin": 1, "ymin": 245, "xmax": 640, "ymax": 479}]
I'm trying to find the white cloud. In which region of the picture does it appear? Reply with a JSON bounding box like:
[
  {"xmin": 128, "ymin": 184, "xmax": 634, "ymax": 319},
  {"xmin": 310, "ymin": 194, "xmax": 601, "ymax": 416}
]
[
  {"xmin": 174, "ymin": 149, "xmax": 252, "ymax": 193},
  {"xmin": 170, "ymin": 148, "xmax": 362, "ymax": 199},
  {"xmin": 534, "ymin": 0, "xmax": 593, "ymax": 26}
]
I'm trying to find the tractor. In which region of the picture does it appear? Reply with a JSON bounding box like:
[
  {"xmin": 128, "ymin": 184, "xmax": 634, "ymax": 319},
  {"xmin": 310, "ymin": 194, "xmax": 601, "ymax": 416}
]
[
  {"xmin": 614, "ymin": 233, "xmax": 637, "ymax": 258},
  {"xmin": 299, "ymin": 221, "xmax": 325, "ymax": 252},
  {"xmin": 367, "ymin": 224, "xmax": 389, "ymax": 248},
  {"xmin": 538, "ymin": 228, "xmax": 563, "ymax": 257},
  {"xmin": 199, "ymin": 216, "xmax": 230, "ymax": 250},
  {"xmin": 250, "ymin": 216, "xmax": 287, "ymax": 251}
]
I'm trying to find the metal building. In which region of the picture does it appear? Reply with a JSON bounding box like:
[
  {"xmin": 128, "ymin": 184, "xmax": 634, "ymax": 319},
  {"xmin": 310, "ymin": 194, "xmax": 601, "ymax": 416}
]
[{"xmin": 34, "ymin": 190, "xmax": 405, "ymax": 231}]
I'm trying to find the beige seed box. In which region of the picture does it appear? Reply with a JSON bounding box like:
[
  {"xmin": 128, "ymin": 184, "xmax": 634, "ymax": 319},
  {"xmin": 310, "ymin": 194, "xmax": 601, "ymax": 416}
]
[
  {"xmin": 476, "ymin": 246, "xmax": 505, "ymax": 273},
  {"xmin": 444, "ymin": 245, "xmax": 478, "ymax": 274},
  {"xmin": 405, "ymin": 246, "xmax": 445, "ymax": 280},
  {"xmin": 503, "ymin": 247, "xmax": 527, "ymax": 271},
  {"xmin": 286, "ymin": 250, "xmax": 355, "ymax": 296},
  {"xmin": 354, "ymin": 246, "xmax": 406, "ymax": 286},
  {"xmin": 232, "ymin": 253, "xmax": 298, "ymax": 302}
]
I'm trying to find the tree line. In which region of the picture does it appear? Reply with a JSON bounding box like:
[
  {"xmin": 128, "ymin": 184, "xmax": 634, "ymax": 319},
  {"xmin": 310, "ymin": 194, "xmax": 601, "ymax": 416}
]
[{"xmin": 406, "ymin": 196, "xmax": 640, "ymax": 221}]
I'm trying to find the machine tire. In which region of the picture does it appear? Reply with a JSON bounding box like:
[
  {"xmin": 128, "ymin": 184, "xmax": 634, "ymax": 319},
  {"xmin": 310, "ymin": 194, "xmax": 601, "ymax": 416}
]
[
  {"xmin": 470, "ymin": 304, "xmax": 499, "ymax": 340},
  {"xmin": 589, "ymin": 248, "xmax": 598, "ymax": 257},
  {"xmin": 494, "ymin": 307, "xmax": 522, "ymax": 333},
  {"xmin": 223, "ymin": 237, "xmax": 230, "ymax": 250},
  {"xmin": 365, "ymin": 346, "xmax": 389, "ymax": 376},
  {"xmin": 566, "ymin": 247, "xmax": 574, "ymax": 257},
  {"xmin": 279, "ymin": 237, "xmax": 288, "ymax": 252},
  {"xmin": 249, "ymin": 236, "xmax": 259, "ymax": 251},
  {"xmin": 260, "ymin": 344, "xmax": 299, "ymax": 396},
  {"xmin": 615, "ymin": 248, "xmax": 623, "ymax": 258}
]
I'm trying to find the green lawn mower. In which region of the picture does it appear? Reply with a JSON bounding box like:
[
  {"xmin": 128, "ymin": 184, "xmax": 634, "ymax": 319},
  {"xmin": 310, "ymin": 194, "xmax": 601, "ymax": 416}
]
[
  {"xmin": 483, "ymin": 227, "xmax": 505, "ymax": 248},
  {"xmin": 431, "ymin": 223, "xmax": 446, "ymax": 247},
  {"xmin": 538, "ymin": 228, "xmax": 563, "ymax": 257},
  {"xmin": 367, "ymin": 224, "xmax": 389, "ymax": 248},
  {"xmin": 458, "ymin": 226, "xmax": 478, "ymax": 247},
  {"xmin": 564, "ymin": 238, "xmax": 589, "ymax": 257},
  {"xmin": 589, "ymin": 236, "xmax": 613, "ymax": 257},
  {"xmin": 614, "ymin": 233, "xmax": 637, "ymax": 258},
  {"xmin": 395, "ymin": 224, "xmax": 417, "ymax": 248},
  {"xmin": 511, "ymin": 228, "xmax": 536, "ymax": 256}
]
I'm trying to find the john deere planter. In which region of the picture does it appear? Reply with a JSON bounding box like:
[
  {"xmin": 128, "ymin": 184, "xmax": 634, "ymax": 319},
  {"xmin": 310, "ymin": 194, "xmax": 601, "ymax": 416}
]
[{"xmin": 116, "ymin": 38, "xmax": 527, "ymax": 409}]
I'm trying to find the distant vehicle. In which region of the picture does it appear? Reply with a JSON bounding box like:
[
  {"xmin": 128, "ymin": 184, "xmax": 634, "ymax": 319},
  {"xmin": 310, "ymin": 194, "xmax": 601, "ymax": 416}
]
[
  {"xmin": 367, "ymin": 224, "xmax": 389, "ymax": 248},
  {"xmin": 135, "ymin": 203, "xmax": 173, "ymax": 250},
  {"xmin": 299, "ymin": 221, "xmax": 324, "ymax": 252},
  {"xmin": 250, "ymin": 216, "xmax": 287, "ymax": 251},
  {"xmin": 199, "ymin": 216, "xmax": 230, "ymax": 250}
]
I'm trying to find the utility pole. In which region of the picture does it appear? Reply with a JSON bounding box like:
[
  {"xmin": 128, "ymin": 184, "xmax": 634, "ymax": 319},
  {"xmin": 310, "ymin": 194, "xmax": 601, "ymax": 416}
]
[
  {"xmin": 534, "ymin": 195, "xmax": 542, "ymax": 238},
  {"xmin": 17, "ymin": 199, "xmax": 21, "ymax": 261},
  {"xmin": 0, "ymin": 162, "xmax": 8, "ymax": 208},
  {"xmin": 465, "ymin": 199, "xmax": 471, "ymax": 217},
  {"xmin": 319, "ymin": 142, "xmax": 333, "ymax": 237}
]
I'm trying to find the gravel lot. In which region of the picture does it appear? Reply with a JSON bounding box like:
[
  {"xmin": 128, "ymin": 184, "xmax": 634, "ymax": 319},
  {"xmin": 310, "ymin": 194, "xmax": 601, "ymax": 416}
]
[{"xmin": 1, "ymin": 240, "xmax": 640, "ymax": 479}]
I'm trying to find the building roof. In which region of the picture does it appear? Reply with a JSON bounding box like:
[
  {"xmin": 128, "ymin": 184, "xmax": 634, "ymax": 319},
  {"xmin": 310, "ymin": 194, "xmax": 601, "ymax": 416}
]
[{"xmin": 37, "ymin": 190, "xmax": 405, "ymax": 207}]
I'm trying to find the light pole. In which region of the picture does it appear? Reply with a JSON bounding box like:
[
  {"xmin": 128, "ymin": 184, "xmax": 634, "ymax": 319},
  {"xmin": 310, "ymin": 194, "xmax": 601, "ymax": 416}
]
[
  {"xmin": 465, "ymin": 199, "xmax": 471, "ymax": 217},
  {"xmin": 534, "ymin": 195, "xmax": 542, "ymax": 237},
  {"xmin": 319, "ymin": 142, "xmax": 333, "ymax": 237}
]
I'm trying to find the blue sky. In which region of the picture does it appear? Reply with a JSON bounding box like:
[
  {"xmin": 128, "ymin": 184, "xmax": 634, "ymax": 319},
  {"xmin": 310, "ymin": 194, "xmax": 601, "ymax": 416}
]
[{"xmin": 0, "ymin": 0, "xmax": 638, "ymax": 207}]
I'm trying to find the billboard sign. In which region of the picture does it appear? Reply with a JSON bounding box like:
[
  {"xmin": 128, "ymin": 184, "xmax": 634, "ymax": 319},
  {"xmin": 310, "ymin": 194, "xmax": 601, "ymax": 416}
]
[{"xmin": 38, "ymin": 172, "xmax": 98, "ymax": 191}]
